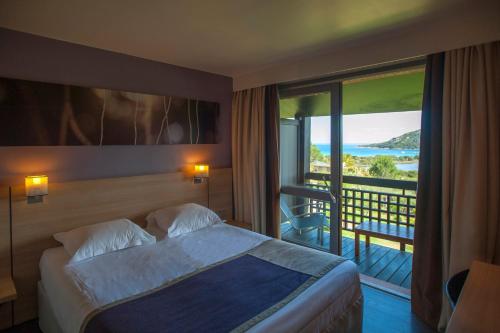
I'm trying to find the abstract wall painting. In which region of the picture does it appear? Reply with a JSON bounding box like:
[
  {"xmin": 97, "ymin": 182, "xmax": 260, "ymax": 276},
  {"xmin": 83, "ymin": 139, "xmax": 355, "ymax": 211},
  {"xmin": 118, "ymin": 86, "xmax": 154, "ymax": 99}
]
[{"xmin": 0, "ymin": 77, "xmax": 220, "ymax": 146}]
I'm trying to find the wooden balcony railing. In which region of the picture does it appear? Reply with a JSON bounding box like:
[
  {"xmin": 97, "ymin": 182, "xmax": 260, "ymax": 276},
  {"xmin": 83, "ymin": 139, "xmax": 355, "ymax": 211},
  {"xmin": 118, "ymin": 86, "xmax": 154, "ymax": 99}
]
[{"xmin": 300, "ymin": 172, "xmax": 417, "ymax": 231}]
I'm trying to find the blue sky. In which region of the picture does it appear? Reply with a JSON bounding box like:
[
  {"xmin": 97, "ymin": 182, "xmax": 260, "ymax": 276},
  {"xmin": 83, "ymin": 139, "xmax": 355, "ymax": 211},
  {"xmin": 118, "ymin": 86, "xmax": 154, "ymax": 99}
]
[{"xmin": 311, "ymin": 110, "xmax": 421, "ymax": 144}]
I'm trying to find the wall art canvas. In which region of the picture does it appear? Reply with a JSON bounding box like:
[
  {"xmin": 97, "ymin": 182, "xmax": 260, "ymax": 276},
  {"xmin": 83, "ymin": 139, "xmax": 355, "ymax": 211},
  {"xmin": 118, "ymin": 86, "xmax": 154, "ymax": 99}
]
[{"xmin": 0, "ymin": 77, "xmax": 220, "ymax": 146}]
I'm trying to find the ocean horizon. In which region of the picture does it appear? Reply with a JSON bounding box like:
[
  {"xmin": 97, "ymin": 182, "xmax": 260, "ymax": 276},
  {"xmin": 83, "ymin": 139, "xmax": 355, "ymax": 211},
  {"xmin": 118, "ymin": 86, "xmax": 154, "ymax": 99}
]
[{"xmin": 315, "ymin": 143, "xmax": 419, "ymax": 157}]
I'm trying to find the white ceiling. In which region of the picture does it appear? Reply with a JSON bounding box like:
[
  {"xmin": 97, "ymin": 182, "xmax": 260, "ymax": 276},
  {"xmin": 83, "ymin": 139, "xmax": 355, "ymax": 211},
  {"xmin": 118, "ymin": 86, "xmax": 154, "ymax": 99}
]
[{"xmin": 1, "ymin": 0, "xmax": 499, "ymax": 90}]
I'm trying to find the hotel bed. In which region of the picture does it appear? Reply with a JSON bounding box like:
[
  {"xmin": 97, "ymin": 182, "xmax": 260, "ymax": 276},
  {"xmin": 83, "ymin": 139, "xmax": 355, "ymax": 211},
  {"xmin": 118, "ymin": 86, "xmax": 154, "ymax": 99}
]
[{"xmin": 38, "ymin": 223, "xmax": 362, "ymax": 333}]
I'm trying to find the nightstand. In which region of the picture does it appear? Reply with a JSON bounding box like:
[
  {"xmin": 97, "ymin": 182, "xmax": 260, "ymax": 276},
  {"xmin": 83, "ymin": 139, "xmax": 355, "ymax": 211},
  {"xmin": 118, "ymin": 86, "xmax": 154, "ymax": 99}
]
[
  {"xmin": 225, "ymin": 220, "xmax": 252, "ymax": 230},
  {"xmin": 0, "ymin": 276, "xmax": 17, "ymax": 327},
  {"xmin": 0, "ymin": 277, "xmax": 16, "ymax": 304}
]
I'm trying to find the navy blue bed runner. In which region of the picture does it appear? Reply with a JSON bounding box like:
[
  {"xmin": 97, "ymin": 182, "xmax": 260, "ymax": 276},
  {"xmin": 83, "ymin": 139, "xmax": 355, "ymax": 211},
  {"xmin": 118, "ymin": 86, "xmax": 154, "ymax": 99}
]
[{"xmin": 83, "ymin": 254, "xmax": 312, "ymax": 333}]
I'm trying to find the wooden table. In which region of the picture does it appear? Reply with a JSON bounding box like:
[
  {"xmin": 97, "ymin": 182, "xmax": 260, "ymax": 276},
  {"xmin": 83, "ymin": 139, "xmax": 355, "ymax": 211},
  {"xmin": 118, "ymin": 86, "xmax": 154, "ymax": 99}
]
[
  {"xmin": 354, "ymin": 221, "xmax": 414, "ymax": 256},
  {"xmin": 447, "ymin": 261, "xmax": 500, "ymax": 333}
]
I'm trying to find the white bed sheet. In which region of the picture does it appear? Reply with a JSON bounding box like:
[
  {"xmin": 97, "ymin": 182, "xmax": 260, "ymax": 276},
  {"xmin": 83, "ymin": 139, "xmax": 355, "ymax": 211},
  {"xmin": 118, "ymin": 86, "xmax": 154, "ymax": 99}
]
[{"xmin": 40, "ymin": 223, "xmax": 361, "ymax": 333}]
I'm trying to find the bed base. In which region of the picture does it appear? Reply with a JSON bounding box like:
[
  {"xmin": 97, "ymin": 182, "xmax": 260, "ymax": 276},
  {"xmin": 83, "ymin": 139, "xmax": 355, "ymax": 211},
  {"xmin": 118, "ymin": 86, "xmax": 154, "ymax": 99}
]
[{"xmin": 38, "ymin": 282, "xmax": 64, "ymax": 333}]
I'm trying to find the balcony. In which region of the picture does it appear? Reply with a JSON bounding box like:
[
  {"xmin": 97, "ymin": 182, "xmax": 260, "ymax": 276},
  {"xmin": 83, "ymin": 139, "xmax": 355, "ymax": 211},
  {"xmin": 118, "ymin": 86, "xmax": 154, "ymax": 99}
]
[{"xmin": 280, "ymin": 173, "xmax": 416, "ymax": 289}]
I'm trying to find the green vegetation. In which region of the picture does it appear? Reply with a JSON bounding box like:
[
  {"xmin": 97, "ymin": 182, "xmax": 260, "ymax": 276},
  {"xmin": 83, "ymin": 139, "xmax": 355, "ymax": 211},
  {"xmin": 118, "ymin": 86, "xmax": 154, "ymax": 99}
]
[
  {"xmin": 368, "ymin": 156, "xmax": 398, "ymax": 178},
  {"xmin": 309, "ymin": 129, "xmax": 420, "ymax": 181},
  {"xmin": 364, "ymin": 129, "xmax": 420, "ymax": 149},
  {"xmin": 310, "ymin": 146, "xmax": 418, "ymax": 181},
  {"xmin": 311, "ymin": 144, "xmax": 327, "ymax": 163}
]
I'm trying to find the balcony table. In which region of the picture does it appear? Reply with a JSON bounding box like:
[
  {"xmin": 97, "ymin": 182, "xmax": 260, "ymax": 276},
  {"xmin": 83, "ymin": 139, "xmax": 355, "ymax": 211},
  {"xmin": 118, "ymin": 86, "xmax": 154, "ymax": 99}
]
[{"xmin": 354, "ymin": 221, "xmax": 414, "ymax": 256}]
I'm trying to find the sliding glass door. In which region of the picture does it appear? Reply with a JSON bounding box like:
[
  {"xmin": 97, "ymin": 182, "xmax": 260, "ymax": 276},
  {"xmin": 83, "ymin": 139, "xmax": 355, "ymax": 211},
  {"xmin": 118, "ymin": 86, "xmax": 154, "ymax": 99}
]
[
  {"xmin": 279, "ymin": 84, "xmax": 342, "ymax": 255},
  {"xmin": 279, "ymin": 61, "xmax": 425, "ymax": 291}
]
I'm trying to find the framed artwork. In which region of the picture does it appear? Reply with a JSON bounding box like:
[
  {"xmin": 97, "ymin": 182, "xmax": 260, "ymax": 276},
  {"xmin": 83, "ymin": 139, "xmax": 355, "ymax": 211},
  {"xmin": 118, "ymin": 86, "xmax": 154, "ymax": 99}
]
[{"xmin": 0, "ymin": 77, "xmax": 220, "ymax": 146}]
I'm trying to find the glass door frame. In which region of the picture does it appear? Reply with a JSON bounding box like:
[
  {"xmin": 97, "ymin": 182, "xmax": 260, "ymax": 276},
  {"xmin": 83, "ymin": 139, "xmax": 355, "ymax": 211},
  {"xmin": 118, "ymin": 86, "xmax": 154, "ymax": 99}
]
[
  {"xmin": 279, "ymin": 59, "xmax": 427, "ymax": 255},
  {"xmin": 279, "ymin": 83, "xmax": 343, "ymax": 255}
]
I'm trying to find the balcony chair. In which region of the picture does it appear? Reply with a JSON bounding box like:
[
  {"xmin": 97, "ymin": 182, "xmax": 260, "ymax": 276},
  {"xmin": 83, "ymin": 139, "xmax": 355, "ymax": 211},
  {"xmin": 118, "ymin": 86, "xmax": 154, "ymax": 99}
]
[{"xmin": 280, "ymin": 197, "xmax": 327, "ymax": 245}]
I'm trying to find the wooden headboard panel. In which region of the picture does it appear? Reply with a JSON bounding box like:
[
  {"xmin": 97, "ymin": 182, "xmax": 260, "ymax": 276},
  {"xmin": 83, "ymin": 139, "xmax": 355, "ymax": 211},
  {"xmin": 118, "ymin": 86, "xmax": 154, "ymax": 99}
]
[
  {"xmin": 1, "ymin": 168, "xmax": 232, "ymax": 326},
  {"xmin": 0, "ymin": 187, "xmax": 12, "ymax": 329}
]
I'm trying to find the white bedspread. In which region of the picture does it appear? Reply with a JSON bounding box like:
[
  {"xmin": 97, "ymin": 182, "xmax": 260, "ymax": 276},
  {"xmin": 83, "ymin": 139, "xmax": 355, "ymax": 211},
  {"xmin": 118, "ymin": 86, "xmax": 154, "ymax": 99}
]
[{"xmin": 40, "ymin": 223, "xmax": 360, "ymax": 333}]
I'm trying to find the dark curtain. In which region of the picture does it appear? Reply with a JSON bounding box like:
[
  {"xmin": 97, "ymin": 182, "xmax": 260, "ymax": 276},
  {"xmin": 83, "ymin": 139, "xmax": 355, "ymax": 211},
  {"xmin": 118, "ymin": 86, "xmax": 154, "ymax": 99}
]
[
  {"xmin": 411, "ymin": 53, "xmax": 445, "ymax": 329},
  {"xmin": 264, "ymin": 85, "xmax": 280, "ymax": 238}
]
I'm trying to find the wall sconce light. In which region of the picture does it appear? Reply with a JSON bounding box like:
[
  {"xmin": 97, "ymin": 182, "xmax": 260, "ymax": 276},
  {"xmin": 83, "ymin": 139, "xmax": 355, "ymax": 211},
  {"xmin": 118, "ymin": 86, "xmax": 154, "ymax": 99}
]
[
  {"xmin": 25, "ymin": 175, "xmax": 48, "ymax": 204},
  {"xmin": 193, "ymin": 164, "xmax": 209, "ymax": 184}
]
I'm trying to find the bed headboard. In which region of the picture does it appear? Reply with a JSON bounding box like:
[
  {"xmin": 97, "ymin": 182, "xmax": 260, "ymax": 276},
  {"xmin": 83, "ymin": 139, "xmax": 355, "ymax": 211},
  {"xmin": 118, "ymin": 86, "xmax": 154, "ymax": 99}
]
[{"xmin": 0, "ymin": 168, "xmax": 232, "ymax": 327}]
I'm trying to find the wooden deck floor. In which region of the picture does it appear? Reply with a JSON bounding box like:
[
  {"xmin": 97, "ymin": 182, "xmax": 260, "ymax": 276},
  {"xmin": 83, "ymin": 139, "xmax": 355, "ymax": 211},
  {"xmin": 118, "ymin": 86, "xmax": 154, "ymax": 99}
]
[{"xmin": 281, "ymin": 222, "xmax": 413, "ymax": 289}]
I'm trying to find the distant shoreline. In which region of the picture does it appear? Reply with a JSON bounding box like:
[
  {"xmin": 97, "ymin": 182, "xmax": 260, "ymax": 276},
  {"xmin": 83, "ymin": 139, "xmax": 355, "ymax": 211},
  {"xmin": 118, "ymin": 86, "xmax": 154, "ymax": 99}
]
[
  {"xmin": 315, "ymin": 143, "xmax": 419, "ymax": 157},
  {"xmin": 357, "ymin": 145, "xmax": 417, "ymax": 149}
]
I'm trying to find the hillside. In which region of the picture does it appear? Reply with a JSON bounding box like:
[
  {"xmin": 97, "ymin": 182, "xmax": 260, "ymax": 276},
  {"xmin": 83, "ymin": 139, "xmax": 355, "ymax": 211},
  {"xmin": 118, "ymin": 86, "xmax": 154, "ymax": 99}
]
[{"xmin": 365, "ymin": 130, "xmax": 420, "ymax": 149}]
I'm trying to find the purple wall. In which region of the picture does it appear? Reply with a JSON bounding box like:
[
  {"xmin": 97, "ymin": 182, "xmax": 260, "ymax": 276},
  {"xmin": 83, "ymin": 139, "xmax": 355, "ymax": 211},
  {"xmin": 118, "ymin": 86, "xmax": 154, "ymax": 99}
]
[{"xmin": 0, "ymin": 28, "xmax": 233, "ymax": 185}]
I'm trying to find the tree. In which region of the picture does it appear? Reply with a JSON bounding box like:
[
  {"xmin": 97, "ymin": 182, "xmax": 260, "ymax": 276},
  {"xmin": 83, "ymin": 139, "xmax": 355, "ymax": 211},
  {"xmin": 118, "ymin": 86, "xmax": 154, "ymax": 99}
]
[
  {"xmin": 310, "ymin": 144, "xmax": 326, "ymax": 162},
  {"xmin": 343, "ymin": 154, "xmax": 357, "ymax": 175},
  {"xmin": 368, "ymin": 155, "xmax": 398, "ymax": 178}
]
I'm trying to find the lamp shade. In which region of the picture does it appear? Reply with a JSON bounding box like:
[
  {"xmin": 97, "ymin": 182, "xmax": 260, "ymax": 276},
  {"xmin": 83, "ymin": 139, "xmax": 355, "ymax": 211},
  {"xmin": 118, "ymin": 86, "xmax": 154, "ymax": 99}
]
[
  {"xmin": 194, "ymin": 164, "xmax": 209, "ymax": 178},
  {"xmin": 25, "ymin": 175, "xmax": 48, "ymax": 197}
]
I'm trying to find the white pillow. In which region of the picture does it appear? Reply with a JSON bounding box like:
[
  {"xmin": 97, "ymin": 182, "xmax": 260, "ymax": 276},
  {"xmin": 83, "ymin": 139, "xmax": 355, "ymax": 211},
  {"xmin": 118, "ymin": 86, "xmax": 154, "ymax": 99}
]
[
  {"xmin": 54, "ymin": 218, "xmax": 156, "ymax": 263},
  {"xmin": 146, "ymin": 203, "xmax": 222, "ymax": 237}
]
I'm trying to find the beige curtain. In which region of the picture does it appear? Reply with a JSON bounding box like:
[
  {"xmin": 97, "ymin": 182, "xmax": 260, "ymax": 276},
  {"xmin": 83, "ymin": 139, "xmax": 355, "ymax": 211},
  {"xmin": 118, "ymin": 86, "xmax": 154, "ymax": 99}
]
[
  {"xmin": 440, "ymin": 41, "xmax": 500, "ymax": 327},
  {"xmin": 232, "ymin": 86, "xmax": 280, "ymax": 235},
  {"xmin": 232, "ymin": 87, "xmax": 267, "ymax": 233}
]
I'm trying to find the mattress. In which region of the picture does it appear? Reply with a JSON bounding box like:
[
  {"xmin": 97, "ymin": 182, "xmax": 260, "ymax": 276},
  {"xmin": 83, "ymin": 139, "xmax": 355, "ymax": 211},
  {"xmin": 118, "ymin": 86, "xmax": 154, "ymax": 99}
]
[{"xmin": 39, "ymin": 223, "xmax": 361, "ymax": 333}]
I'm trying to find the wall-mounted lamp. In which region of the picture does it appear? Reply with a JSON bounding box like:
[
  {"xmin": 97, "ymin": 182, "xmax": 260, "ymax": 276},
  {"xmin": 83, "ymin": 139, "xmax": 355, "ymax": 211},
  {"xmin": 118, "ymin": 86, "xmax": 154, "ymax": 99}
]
[
  {"xmin": 25, "ymin": 175, "xmax": 48, "ymax": 204},
  {"xmin": 193, "ymin": 164, "xmax": 209, "ymax": 184}
]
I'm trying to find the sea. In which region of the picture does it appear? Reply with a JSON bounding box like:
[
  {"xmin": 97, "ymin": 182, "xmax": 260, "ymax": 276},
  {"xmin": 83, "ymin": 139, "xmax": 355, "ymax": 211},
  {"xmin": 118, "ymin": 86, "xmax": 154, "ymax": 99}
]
[{"xmin": 316, "ymin": 143, "xmax": 419, "ymax": 171}]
